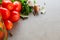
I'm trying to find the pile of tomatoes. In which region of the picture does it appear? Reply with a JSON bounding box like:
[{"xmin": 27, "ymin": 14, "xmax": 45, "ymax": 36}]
[{"xmin": 0, "ymin": 0, "xmax": 22, "ymax": 30}]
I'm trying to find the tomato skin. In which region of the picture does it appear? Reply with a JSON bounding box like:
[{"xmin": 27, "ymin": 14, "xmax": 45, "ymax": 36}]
[
  {"xmin": 4, "ymin": 20, "xmax": 13, "ymax": 30},
  {"xmin": 2, "ymin": 0, "xmax": 14, "ymax": 11},
  {"xmin": 9, "ymin": 11, "xmax": 20, "ymax": 22},
  {"xmin": 13, "ymin": 1, "xmax": 22, "ymax": 12},
  {"xmin": 0, "ymin": 7, "xmax": 10, "ymax": 20},
  {"xmin": 0, "ymin": 31, "xmax": 4, "ymax": 40}
]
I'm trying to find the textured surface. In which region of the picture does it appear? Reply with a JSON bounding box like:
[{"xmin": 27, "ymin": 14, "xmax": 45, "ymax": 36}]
[{"xmin": 8, "ymin": 0, "xmax": 60, "ymax": 40}]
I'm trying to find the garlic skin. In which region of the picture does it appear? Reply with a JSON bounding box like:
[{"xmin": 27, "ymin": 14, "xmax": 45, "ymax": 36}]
[
  {"xmin": 40, "ymin": 3, "xmax": 46, "ymax": 14},
  {"xmin": 34, "ymin": 4, "xmax": 40, "ymax": 11},
  {"xmin": 27, "ymin": 0, "xmax": 40, "ymax": 15},
  {"xmin": 41, "ymin": 9, "xmax": 46, "ymax": 14},
  {"xmin": 27, "ymin": 0, "xmax": 34, "ymax": 6}
]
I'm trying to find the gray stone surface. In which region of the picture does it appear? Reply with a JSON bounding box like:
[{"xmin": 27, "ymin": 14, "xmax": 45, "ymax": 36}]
[{"xmin": 8, "ymin": 0, "xmax": 60, "ymax": 40}]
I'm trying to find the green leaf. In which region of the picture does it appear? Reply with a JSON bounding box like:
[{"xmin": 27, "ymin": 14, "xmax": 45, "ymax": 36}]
[
  {"xmin": 20, "ymin": 0, "xmax": 27, "ymax": 3},
  {"xmin": 29, "ymin": 6, "xmax": 32, "ymax": 12},
  {"xmin": 20, "ymin": 0, "xmax": 32, "ymax": 15},
  {"xmin": 11, "ymin": 0, "xmax": 15, "ymax": 2}
]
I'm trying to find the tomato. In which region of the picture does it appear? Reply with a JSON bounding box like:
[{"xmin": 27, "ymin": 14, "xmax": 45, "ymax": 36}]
[
  {"xmin": 0, "ymin": 31, "xmax": 4, "ymax": 40},
  {"xmin": 0, "ymin": 7, "xmax": 10, "ymax": 20},
  {"xmin": 9, "ymin": 11, "xmax": 20, "ymax": 22},
  {"xmin": 13, "ymin": 1, "xmax": 22, "ymax": 12},
  {"xmin": 4, "ymin": 20, "xmax": 13, "ymax": 30},
  {"xmin": 2, "ymin": 0, "xmax": 14, "ymax": 11}
]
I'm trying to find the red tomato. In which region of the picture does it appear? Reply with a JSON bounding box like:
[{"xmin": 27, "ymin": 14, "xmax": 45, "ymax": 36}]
[
  {"xmin": 0, "ymin": 31, "xmax": 4, "ymax": 40},
  {"xmin": 0, "ymin": 7, "xmax": 10, "ymax": 20},
  {"xmin": 13, "ymin": 1, "xmax": 22, "ymax": 12},
  {"xmin": 4, "ymin": 20, "xmax": 13, "ymax": 30},
  {"xmin": 2, "ymin": 0, "xmax": 14, "ymax": 11},
  {"xmin": 9, "ymin": 11, "xmax": 20, "ymax": 22}
]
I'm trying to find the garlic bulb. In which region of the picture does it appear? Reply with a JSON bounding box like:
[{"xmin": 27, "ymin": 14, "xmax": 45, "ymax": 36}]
[{"xmin": 27, "ymin": 0, "xmax": 34, "ymax": 6}]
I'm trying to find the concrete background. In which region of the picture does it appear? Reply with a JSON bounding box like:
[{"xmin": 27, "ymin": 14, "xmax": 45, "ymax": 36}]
[{"xmin": 8, "ymin": 0, "xmax": 60, "ymax": 40}]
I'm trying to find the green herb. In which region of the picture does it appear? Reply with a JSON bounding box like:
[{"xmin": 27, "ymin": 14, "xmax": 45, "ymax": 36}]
[
  {"xmin": 20, "ymin": 0, "xmax": 32, "ymax": 15},
  {"xmin": 20, "ymin": 0, "xmax": 27, "ymax": 3},
  {"xmin": 11, "ymin": 0, "xmax": 15, "ymax": 2}
]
